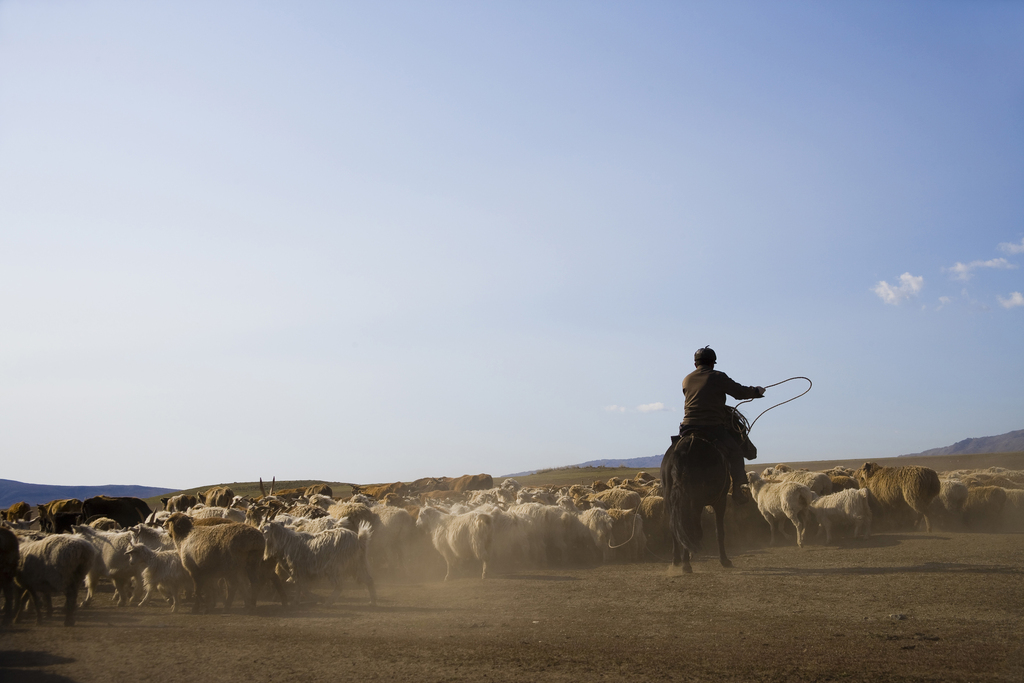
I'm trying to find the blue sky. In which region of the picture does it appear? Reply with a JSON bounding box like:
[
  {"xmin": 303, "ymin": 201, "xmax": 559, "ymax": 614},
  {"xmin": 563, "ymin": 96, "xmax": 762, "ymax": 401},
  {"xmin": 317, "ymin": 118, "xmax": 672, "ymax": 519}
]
[{"xmin": 1, "ymin": 1, "xmax": 1022, "ymax": 488}]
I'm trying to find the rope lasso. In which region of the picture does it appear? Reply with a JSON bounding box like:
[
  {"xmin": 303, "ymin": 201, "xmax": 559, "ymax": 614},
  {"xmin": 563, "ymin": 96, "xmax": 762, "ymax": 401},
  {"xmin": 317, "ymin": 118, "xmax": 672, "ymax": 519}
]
[{"xmin": 735, "ymin": 376, "xmax": 811, "ymax": 432}]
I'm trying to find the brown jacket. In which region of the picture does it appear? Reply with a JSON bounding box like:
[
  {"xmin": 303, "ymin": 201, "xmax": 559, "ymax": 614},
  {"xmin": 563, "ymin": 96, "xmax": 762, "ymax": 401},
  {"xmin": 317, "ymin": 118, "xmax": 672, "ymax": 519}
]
[{"xmin": 682, "ymin": 365, "xmax": 761, "ymax": 426}]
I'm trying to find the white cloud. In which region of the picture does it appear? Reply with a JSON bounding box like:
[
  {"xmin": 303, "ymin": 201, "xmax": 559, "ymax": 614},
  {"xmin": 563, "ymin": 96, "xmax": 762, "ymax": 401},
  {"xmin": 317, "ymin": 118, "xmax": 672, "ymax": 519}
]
[
  {"xmin": 946, "ymin": 258, "xmax": 1015, "ymax": 281},
  {"xmin": 873, "ymin": 272, "xmax": 924, "ymax": 305},
  {"xmin": 999, "ymin": 238, "xmax": 1024, "ymax": 255},
  {"xmin": 604, "ymin": 405, "xmax": 627, "ymax": 413},
  {"xmin": 936, "ymin": 296, "xmax": 951, "ymax": 310},
  {"xmin": 636, "ymin": 402, "xmax": 667, "ymax": 413},
  {"xmin": 998, "ymin": 292, "xmax": 1024, "ymax": 309}
]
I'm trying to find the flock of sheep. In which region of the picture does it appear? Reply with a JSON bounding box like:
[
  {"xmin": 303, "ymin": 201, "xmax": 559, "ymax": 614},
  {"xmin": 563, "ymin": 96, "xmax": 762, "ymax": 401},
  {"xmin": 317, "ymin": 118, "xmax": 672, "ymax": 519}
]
[{"xmin": 2, "ymin": 461, "xmax": 1022, "ymax": 627}]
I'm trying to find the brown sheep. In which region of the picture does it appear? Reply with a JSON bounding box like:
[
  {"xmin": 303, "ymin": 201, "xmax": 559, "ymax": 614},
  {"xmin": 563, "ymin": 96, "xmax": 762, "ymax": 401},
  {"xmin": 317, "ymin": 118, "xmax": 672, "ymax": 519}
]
[
  {"xmin": 829, "ymin": 475, "xmax": 859, "ymax": 492},
  {"xmin": 200, "ymin": 487, "xmax": 235, "ymax": 508},
  {"xmin": 164, "ymin": 513, "xmax": 264, "ymax": 614},
  {"xmin": 449, "ymin": 474, "xmax": 494, "ymax": 493},
  {"xmin": 161, "ymin": 494, "xmax": 198, "ymax": 512},
  {"xmin": 962, "ymin": 486, "xmax": 1007, "ymax": 532},
  {"xmin": 637, "ymin": 496, "xmax": 668, "ymax": 552},
  {"xmin": 592, "ymin": 488, "xmax": 642, "ymax": 511},
  {"xmin": 855, "ymin": 462, "xmax": 940, "ymax": 531},
  {"xmin": 304, "ymin": 484, "xmax": 333, "ymax": 497},
  {"xmin": 3, "ymin": 502, "xmax": 30, "ymax": 522},
  {"xmin": 351, "ymin": 482, "xmax": 407, "ymax": 499}
]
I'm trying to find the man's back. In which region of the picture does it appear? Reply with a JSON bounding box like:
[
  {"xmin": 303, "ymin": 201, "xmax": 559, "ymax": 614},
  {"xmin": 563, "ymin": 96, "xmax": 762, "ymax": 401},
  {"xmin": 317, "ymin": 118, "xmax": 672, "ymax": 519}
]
[{"xmin": 682, "ymin": 365, "xmax": 762, "ymax": 426}]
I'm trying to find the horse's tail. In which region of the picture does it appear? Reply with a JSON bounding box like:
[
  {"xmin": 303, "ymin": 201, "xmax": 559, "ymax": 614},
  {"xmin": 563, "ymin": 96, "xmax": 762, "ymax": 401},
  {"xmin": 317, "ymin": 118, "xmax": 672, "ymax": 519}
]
[{"xmin": 666, "ymin": 435, "xmax": 704, "ymax": 555}]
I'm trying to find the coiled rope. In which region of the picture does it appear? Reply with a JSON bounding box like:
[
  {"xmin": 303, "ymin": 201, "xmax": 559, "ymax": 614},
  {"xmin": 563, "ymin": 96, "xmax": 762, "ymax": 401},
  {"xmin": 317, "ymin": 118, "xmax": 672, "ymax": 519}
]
[{"xmin": 736, "ymin": 376, "xmax": 812, "ymax": 432}]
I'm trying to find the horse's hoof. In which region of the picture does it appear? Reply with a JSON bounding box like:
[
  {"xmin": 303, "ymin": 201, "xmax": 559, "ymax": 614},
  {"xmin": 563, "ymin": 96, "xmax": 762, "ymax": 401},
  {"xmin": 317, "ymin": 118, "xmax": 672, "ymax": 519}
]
[
  {"xmin": 682, "ymin": 566, "xmax": 693, "ymax": 574},
  {"xmin": 720, "ymin": 559, "xmax": 734, "ymax": 568}
]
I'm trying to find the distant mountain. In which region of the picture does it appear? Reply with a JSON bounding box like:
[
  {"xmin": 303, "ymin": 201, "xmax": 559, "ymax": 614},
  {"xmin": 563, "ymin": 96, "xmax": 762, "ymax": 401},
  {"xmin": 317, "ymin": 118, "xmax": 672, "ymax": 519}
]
[
  {"xmin": 899, "ymin": 429, "xmax": 1024, "ymax": 458},
  {"xmin": 505, "ymin": 454, "xmax": 664, "ymax": 477},
  {"xmin": 0, "ymin": 479, "xmax": 177, "ymax": 509},
  {"xmin": 505, "ymin": 428, "xmax": 1024, "ymax": 478}
]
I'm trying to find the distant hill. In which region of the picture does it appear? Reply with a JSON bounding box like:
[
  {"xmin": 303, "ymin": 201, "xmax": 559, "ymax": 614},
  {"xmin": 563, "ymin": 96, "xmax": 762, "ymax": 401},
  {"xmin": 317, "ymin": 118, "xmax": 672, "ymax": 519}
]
[
  {"xmin": 506, "ymin": 455, "xmax": 663, "ymax": 477},
  {"xmin": 507, "ymin": 428, "xmax": 1024, "ymax": 477},
  {"xmin": 899, "ymin": 429, "xmax": 1024, "ymax": 458},
  {"xmin": 0, "ymin": 479, "xmax": 177, "ymax": 509}
]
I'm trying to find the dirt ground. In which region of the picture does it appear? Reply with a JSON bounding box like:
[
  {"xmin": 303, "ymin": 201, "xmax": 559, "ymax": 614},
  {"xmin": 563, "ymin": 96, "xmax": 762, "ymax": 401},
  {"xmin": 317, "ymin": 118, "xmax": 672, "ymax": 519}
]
[{"xmin": 1, "ymin": 530, "xmax": 1022, "ymax": 683}]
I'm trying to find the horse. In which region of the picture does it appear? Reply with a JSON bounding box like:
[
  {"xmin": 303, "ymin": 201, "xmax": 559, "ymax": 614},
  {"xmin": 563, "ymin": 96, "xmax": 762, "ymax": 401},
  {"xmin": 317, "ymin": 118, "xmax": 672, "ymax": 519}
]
[{"xmin": 661, "ymin": 407, "xmax": 753, "ymax": 574}]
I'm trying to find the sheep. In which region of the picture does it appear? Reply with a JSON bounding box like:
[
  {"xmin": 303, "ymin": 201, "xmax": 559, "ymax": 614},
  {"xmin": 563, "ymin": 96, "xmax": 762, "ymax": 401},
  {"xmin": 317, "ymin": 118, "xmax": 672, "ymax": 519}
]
[
  {"xmin": 579, "ymin": 508, "xmax": 615, "ymax": 562},
  {"xmin": 161, "ymin": 494, "xmax": 198, "ymax": 512},
  {"xmin": 828, "ymin": 475, "xmax": 859, "ymax": 493},
  {"xmin": 809, "ymin": 489, "xmax": 872, "ymax": 544},
  {"xmin": 200, "ymin": 486, "xmax": 235, "ymax": 508},
  {"xmin": 416, "ymin": 507, "xmax": 493, "ymax": 580},
  {"xmin": 1, "ymin": 526, "xmax": 17, "ymax": 626},
  {"xmin": 86, "ymin": 516, "xmax": 122, "ymax": 531},
  {"xmin": 125, "ymin": 543, "xmax": 192, "ymax": 612},
  {"xmin": 606, "ymin": 509, "xmax": 646, "ymax": 562},
  {"xmin": 925, "ymin": 478, "xmax": 969, "ymax": 530},
  {"xmin": 292, "ymin": 516, "xmax": 341, "ymax": 534},
  {"xmin": 165, "ymin": 513, "xmax": 265, "ymax": 614},
  {"xmin": 770, "ymin": 469, "xmax": 833, "ymax": 496},
  {"xmin": 128, "ymin": 524, "xmax": 176, "ymax": 552},
  {"xmin": 855, "ymin": 462, "xmax": 940, "ymax": 531},
  {"xmin": 592, "ymin": 488, "xmax": 642, "ymax": 511},
  {"xmin": 746, "ymin": 472, "xmax": 814, "ymax": 547},
  {"xmin": 14, "ymin": 534, "xmax": 99, "ymax": 626},
  {"xmin": 516, "ymin": 487, "xmax": 558, "ymax": 506},
  {"xmin": 368, "ymin": 505, "xmax": 417, "ymax": 578},
  {"xmin": 145, "ymin": 510, "xmax": 171, "ymax": 526},
  {"xmin": 328, "ymin": 501, "xmax": 378, "ymax": 529},
  {"xmin": 962, "ymin": 486, "xmax": 1007, "ymax": 532},
  {"xmin": 637, "ymin": 495, "xmax": 668, "ymax": 553},
  {"xmin": 285, "ymin": 504, "xmax": 330, "ymax": 520},
  {"xmin": 189, "ymin": 506, "xmax": 246, "ymax": 523},
  {"xmin": 306, "ymin": 494, "xmax": 335, "ymax": 511},
  {"xmin": 72, "ymin": 525, "xmax": 144, "ymax": 607},
  {"xmin": 470, "ymin": 504, "xmax": 536, "ymax": 571},
  {"xmin": 260, "ymin": 521, "xmax": 376, "ymax": 606},
  {"xmin": 507, "ymin": 502, "xmax": 577, "ymax": 566}
]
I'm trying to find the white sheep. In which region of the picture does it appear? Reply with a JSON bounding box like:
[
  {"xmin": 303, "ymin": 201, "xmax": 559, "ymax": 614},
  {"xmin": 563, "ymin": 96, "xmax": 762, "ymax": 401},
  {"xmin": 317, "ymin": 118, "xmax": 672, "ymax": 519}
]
[
  {"xmin": 746, "ymin": 472, "xmax": 814, "ymax": 547},
  {"xmin": 72, "ymin": 524, "xmax": 145, "ymax": 606},
  {"xmin": 189, "ymin": 506, "xmax": 246, "ymax": 523},
  {"xmin": 579, "ymin": 508, "xmax": 615, "ymax": 562},
  {"xmin": 809, "ymin": 488, "xmax": 872, "ymax": 544},
  {"xmin": 15, "ymin": 534, "xmax": 99, "ymax": 626},
  {"xmin": 770, "ymin": 469, "xmax": 833, "ymax": 496},
  {"xmin": 125, "ymin": 543, "xmax": 192, "ymax": 612},
  {"xmin": 416, "ymin": 507, "xmax": 493, "ymax": 580},
  {"xmin": 261, "ymin": 521, "xmax": 376, "ymax": 605}
]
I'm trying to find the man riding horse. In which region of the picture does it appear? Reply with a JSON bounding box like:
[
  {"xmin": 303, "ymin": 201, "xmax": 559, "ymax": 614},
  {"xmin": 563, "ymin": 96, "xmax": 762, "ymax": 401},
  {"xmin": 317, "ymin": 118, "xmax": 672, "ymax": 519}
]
[{"xmin": 680, "ymin": 346, "xmax": 764, "ymax": 504}]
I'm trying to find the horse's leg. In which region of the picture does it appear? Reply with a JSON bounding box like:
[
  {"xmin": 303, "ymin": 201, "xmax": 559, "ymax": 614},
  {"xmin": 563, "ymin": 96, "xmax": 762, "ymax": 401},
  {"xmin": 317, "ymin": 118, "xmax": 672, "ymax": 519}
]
[
  {"xmin": 681, "ymin": 547, "xmax": 692, "ymax": 574},
  {"xmin": 714, "ymin": 502, "xmax": 732, "ymax": 568}
]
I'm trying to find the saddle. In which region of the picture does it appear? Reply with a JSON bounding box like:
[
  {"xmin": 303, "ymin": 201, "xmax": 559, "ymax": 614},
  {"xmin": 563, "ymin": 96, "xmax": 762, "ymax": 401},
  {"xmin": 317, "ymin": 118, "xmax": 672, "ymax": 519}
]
[{"xmin": 674, "ymin": 423, "xmax": 757, "ymax": 460}]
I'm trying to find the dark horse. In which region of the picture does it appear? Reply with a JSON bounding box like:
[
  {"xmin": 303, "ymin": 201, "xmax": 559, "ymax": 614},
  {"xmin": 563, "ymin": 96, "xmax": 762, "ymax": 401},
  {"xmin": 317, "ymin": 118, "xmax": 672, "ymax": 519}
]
[{"xmin": 660, "ymin": 408, "xmax": 753, "ymax": 574}]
